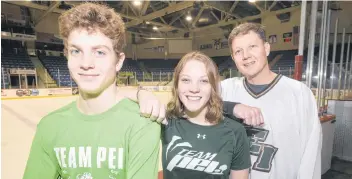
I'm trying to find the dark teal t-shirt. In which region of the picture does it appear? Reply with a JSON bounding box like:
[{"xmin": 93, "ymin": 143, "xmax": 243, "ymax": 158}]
[{"xmin": 161, "ymin": 116, "xmax": 251, "ymax": 179}]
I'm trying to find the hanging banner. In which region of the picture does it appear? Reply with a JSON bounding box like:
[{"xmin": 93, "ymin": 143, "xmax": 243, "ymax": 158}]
[
  {"xmin": 199, "ymin": 44, "xmax": 213, "ymax": 50},
  {"xmin": 268, "ymin": 35, "xmax": 277, "ymax": 44},
  {"xmin": 36, "ymin": 32, "xmax": 63, "ymax": 44},
  {"xmin": 12, "ymin": 33, "xmax": 37, "ymax": 40},
  {"xmin": 144, "ymin": 46, "xmax": 164, "ymax": 52},
  {"xmin": 283, "ymin": 32, "xmax": 292, "ymax": 43},
  {"xmin": 9, "ymin": 68, "xmax": 36, "ymax": 75},
  {"xmin": 213, "ymin": 38, "xmax": 228, "ymax": 50}
]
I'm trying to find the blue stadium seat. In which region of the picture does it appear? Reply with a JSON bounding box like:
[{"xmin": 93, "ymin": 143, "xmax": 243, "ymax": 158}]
[
  {"xmin": 1, "ymin": 39, "xmax": 35, "ymax": 88},
  {"xmin": 38, "ymin": 55, "xmax": 77, "ymax": 87}
]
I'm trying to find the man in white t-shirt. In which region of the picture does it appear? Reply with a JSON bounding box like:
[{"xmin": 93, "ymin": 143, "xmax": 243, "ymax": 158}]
[{"xmin": 220, "ymin": 22, "xmax": 322, "ymax": 179}]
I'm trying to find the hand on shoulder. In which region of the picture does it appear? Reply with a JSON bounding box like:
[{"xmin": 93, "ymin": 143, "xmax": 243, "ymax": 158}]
[
  {"xmin": 233, "ymin": 104, "xmax": 264, "ymax": 126},
  {"xmin": 137, "ymin": 89, "xmax": 168, "ymax": 125}
]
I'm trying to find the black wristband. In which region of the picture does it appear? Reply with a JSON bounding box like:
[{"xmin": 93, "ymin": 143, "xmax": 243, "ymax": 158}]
[{"xmin": 223, "ymin": 101, "xmax": 238, "ymax": 115}]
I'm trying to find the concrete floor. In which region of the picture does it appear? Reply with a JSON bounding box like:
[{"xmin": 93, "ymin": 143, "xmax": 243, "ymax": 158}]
[
  {"xmin": 2, "ymin": 94, "xmax": 352, "ymax": 179},
  {"xmin": 322, "ymin": 157, "xmax": 352, "ymax": 179}
]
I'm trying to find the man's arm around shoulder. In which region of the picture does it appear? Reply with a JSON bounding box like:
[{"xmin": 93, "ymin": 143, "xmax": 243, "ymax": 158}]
[{"xmin": 127, "ymin": 118, "xmax": 161, "ymax": 179}]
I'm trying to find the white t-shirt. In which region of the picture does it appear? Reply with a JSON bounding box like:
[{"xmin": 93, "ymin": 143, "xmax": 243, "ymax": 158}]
[{"xmin": 220, "ymin": 75, "xmax": 322, "ymax": 179}]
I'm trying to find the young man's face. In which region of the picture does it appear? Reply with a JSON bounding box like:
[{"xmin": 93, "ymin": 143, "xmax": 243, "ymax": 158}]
[
  {"xmin": 230, "ymin": 30, "xmax": 270, "ymax": 79},
  {"xmin": 66, "ymin": 29, "xmax": 124, "ymax": 94}
]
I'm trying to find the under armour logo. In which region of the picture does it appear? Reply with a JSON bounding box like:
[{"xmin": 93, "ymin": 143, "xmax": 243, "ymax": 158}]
[{"xmin": 197, "ymin": 134, "xmax": 206, "ymax": 139}]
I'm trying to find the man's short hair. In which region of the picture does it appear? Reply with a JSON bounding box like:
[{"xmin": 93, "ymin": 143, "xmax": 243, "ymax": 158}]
[
  {"xmin": 58, "ymin": 2, "xmax": 126, "ymax": 56},
  {"xmin": 228, "ymin": 23, "xmax": 266, "ymax": 53}
]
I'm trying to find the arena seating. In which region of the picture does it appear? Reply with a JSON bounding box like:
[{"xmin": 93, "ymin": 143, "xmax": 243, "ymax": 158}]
[
  {"xmin": 139, "ymin": 57, "xmax": 237, "ymax": 74},
  {"xmin": 122, "ymin": 58, "xmax": 141, "ymax": 72},
  {"xmin": 1, "ymin": 43, "xmax": 342, "ymax": 89},
  {"xmin": 142, "ymin": 59, "xmax": 178, "ymax": 71},
  {"xmin": 136, "ymin": 52, "xmax": 302, "ymax": 81},
  {"xmin": 1, "ymin": 40, "xmax": 35, "ymax": 88},
  {"xmin": 213, "ymin": 56, "xmax": 236, "ymax": 72},
  {"xmin": 38, "ymin": 55, "xmax": 76, "ymax": 87},
  {"xmin": 34, "ymin": 50, "xmax": 316, "ymax": 87},
  {"xmin": 270, "ymin": 50, "xmax": 299, "ymax": 69},
  {"xmin": 135, "ymin": 59, "xmax": 176, "ymax": 82},
  {"xmin": 37, "ymin": 55, "xmax": 147, "ymax": 87}
]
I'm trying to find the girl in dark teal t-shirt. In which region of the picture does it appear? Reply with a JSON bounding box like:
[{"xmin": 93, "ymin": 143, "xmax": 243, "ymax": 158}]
[{"xmin": 160, "ymin": 51, "xmax": 251, "ymax": 179}]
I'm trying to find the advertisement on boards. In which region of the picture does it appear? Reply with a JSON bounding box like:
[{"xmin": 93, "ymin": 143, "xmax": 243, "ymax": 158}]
[
  {"xmin": 139, "ymin": 86, "xmax": 159, "ymax": 92},
  {"xmin": 47, "ymin": 88, "xmax": 72, "ymax": 96},
  {"xmin": 72, "ymin": 87, "xmax": 79, "ymax": 95}
]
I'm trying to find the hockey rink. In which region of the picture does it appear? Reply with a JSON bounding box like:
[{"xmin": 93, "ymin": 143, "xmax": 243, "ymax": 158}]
[{"xmin": 1, "ymin": 92, "xmax": 172, "ymax": 179}]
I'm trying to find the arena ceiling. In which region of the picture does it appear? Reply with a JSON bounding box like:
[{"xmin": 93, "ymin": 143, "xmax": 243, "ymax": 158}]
[{"xmin": 5, "ymin": 1, "xmax": 340, "ymax": 38}]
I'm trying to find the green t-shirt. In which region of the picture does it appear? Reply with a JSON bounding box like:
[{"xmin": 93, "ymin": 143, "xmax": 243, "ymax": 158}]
[
  {"xmin": 161, "ymin": 116, "xmax": 251, "ymax": 179},
  {"xmin": 23, "ymin": 98, "xmax": 161, "ymax": 179}
]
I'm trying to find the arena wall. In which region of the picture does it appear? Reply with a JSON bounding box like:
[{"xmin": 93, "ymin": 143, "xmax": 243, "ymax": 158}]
[
  {"xmin": 33, "ymin": 13, "xmax": 61, "ymax": 35},
  {"xmin": 1, "ymin": 3, "xmax": 23, "ymax": 20},
  {"xmin": 124, "ymin": 37, "xmax": 183, "ymax": 60},
  {"xmin": 193, "ymin": 8, "xmax": 302, "ymax": 57}
]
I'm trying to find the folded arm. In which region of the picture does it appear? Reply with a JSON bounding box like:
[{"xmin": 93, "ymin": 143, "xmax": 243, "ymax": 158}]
[{"xmin": 223, "ymin": 101, "xmax": 264, "ymax": 126}]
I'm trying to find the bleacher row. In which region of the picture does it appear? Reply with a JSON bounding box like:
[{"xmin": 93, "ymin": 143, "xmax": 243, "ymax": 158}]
[
  {"xmin": 1, "ymin": 41, "xmax": 305, "ymax": 88},
  {"xmin": 1, "ymin": 40, "xmax": 35, "ymax": 88}
]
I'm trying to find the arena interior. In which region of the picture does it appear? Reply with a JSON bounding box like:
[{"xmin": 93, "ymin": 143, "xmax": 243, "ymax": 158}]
[{"xmin": 1, "ymin": 1, "xmax": 352, "ymax": 179}]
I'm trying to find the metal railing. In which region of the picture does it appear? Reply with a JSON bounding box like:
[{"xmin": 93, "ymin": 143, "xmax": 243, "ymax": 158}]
[{"xmin": 2, "ymin": 64, "xmax": 351, "ymax": 91}]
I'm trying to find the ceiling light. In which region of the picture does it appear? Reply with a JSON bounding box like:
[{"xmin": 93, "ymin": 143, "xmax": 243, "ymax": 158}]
[
  {"xmin": 153, "ymin": 26, "xmax": 158, "ymax": 30},
  {"xmin": 133, "ymin": 0, "xmax": 141, "ymax": 6},
  {"xmin": 185, "ymin": 15, "xmax": 192, "ymax": 21},
  {"xmin": 249, "ymin": 0, "xmax": 256, "ymax": 3}
]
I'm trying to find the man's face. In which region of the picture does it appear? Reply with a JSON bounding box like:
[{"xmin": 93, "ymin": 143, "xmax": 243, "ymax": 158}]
[
  {"xmin": 66, "ymin": 29, "xmax": 125, "ymax": 95},
  {"xmin": 230, "ymin": 31, "xmax": 270, "ymax": 79}
]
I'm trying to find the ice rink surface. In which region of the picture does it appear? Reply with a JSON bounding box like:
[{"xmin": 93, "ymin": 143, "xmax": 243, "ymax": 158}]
[{"xmin": 1, "ymin": 92, "xmax": 172, "ymax": 179}]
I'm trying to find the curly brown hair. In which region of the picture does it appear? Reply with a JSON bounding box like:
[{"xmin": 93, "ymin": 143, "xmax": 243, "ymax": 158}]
[
  {"xmin": 58, "ymin": 2, "xmax": 126, "ymax": 56},
  {"xmin": 166, "ymin": 51, "xmax": 223, "ymax": 124}
]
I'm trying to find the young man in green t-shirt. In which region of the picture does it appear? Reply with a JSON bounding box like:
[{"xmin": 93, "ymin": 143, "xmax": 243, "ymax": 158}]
[{"xmin": 23, "ymin": 3, "xmax": 160, "ymax": 179}]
